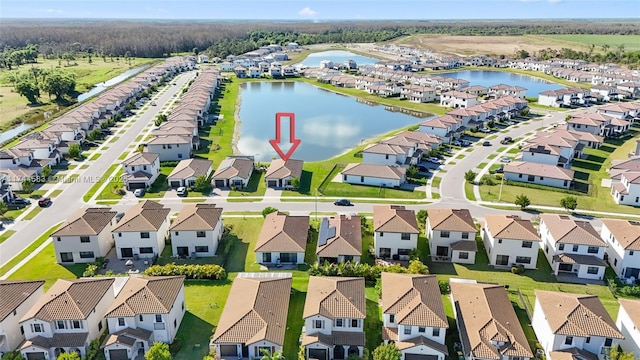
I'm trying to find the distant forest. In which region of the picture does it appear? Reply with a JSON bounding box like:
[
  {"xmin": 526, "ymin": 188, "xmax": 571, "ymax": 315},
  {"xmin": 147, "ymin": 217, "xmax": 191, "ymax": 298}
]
[{"xmin": 2, "ymin": 20, "xmax": 640, "ymax": 59}]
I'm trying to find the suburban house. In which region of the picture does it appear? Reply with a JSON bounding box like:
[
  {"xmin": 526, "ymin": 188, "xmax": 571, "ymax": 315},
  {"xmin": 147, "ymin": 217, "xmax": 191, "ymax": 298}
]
[
  {"xmin": 488, "ymin": 84, "xmax": 527, "ymax": 99},
  {"xmin": 102, "ymin": 276, "xmax": 186, "ymax": 359},
  {"xmin": 381, "ymin": 273, "xmax": 448, "ymax": 360},
  {"xmin": 439, "ymin": 91, "xmax": 478, "ymax": 109},
  {"xmin": 426, "ymin": 209, "xmax": 477, "ymax": 264},
  {"xmin": 539, "ymin": 214, "xmax": 608, "ymax": 281},
  {"xmin": 19, "ymin": 278, "xmax": 116, "ymax": 360},
  {"xmin": 316, "ymin": 215, "xmax": 362, "ymax": 264},
  {"xmin": 482, "ymin": 215, "xmax": 541, "ymax": 269},
  {"xmin": 610, "ymin": 171, "xmax": 640, "ymax": 206},
  {"xmin": 169, "ymin": 203, "xmax": 223, "ymax": 258},
  {"xmin": 210, "ymin": 273, "xmax": 292, "ymax": 359},
  {"xmin": 121, "ymin": 152, "xmax": 160, "ymax": 191},
  {"xmin": 373, "ymin": 205, "xmax": 420, "ymax": 260},
  {"xmin": 264, "ymin": 159, "xmax": 303, "ymax": 189},
  {"xmin": 503, "ymin": 161, "xmax": 574, "ymax": 189},
  {"xmin": 167, "ymin": 158, "xmax": 213, "ymax": 188},
  {"xmin": 616, "ymin": 299, "xmax": 640, "ymax": 357},
  {"xmin": 450, "ymin": 279, "xmax": 534, "ymax": 360},
  {"xmin": 419, "ymin": 115, "xmax": 463, "ymax": 144},
  {"xmin": 600, "ymin": 218, "xmax": 640, "ymax": 280},
  {"xmin": 532, "ymin": 290, "xmax": 623, "ymax": 360},
  {"xmin": 234, "ymin": 66, "xmax": 247, "ymax": 78},
  {"xmin": 211, "ymin": 156, "xmax": 254, "ymax": 189},
  {"xmin": 111, "ymin": 200, "xmax": 171, "ymax": 260},
  {"xmin": 146, "ymin": 135, "xmax": 192, "ymax": 161},
  {"xmin": 302, "ymin": 276, "xmax": 366, "ymax": 360},
  {"xmin": 341, "ymin": 163, "xmax": 407, "ymax": 188},
  {"xmin": 362, "ymin": 142, "xmax": 419, "ymax": 167},
  {"xmin": 254, "ymin": 212, "xmax": 309, "ymax": 265},
  {"xmin": 0, "ymin": 280, "xmax": 45, "ymax": 356},
  {"xmin": 0, "ymin": 168, "xmax": 36, "ymax": 192},
  {"xmin": 52, "ymin": 207, "xmax": 118, "ymax": 264},
  {"xmin": 0, "ymin": 172, "xmax": 16, "ymax": 204}
]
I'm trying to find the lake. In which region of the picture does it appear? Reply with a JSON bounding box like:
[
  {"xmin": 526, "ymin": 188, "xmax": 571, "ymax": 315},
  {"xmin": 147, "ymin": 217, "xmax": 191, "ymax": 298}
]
[
  {"xmin": 237, "ymin": 81, "xmax": 430, "ymax": 162},
  {"xmin": 298, "ymin": 50, "xmax": 380, "ymax": 68},
  {"xmin": 77, "ymin": 65, "xmax": 149, "ymax": 102},
  {"xmin": 442, "ymin": 70, "xmax": 563, "ymax": 97}
]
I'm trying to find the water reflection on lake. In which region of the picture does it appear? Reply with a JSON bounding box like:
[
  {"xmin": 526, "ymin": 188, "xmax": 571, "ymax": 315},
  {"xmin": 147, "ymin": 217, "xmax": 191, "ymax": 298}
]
[
  {"xmin": 298, "ymin": 50, "xmax": 380, "ymax": 68},
  {"xmin": 442, "ymin": 70, "xmax": 564, "ymax": 97}
]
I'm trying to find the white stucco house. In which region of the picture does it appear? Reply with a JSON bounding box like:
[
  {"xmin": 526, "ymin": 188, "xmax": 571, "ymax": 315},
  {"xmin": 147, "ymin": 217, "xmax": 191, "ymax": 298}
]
[
  {"xmin": 611, "ymin": 172, "xmax": 640, "ymax": 206},
  {"xmin": 341, "ymin": 163, "xmax": 407, "ymax": 188},
  {"xmin": 122, "ymin": 152, "xmax": 161, "ymax": 191},
  {"xmin": 600, "ymin": 218, "xmax": 640, "ymax": 280},
  {"xmin": 616, "ymin": 299, "xmax": 640, "ymax": 357},
  {"xmin": 265, "ymin": 159, "xmax": 303, "ymax": 189},
  {"xmin": 0, "ymin": 280, "xmax": 45, "ymax": 356},
  {"xmin": 254, "ymin": 212, "xmax": 309, "ymax": 265},
  {"xmin": 167, "ymin": 158, "xmax": 213, "ymax": 188},
  {"xmin": 427, "ymin": 209, "xmax": 477, "ymax": 264},
  {"xmin": 52, "ymin": 207, "xmax": 118, "ymax": 264},
  {"xmin": 482, "ymin": 215, "xmax": 542, "ymax": 269},
  {"xmin": 373, "ymin": 205, "xmax": 420, "ymax": 260},
  {"xmin": 211, "ymin": 156, "xmax": 255, "ymax": 189},
  {"xmin": 316, "ymin": 215, "xmax": 362, "ymax": 264},
  {"xmin": 169, "ymin": 203, "xmax": 223, "ymax": 258},
  {"xmin": 111, "ymin": 200, "xmax": 170, "ymax": 259},
  {"xmin": 146, "ymin": 135, "xmax": 192, "ymax": 162}
]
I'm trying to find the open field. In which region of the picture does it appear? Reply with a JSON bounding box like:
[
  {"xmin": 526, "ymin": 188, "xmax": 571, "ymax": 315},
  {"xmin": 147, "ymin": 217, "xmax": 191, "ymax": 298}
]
[{"xmin": 540, "ymin": 34, "xmax": 640, "ymax": 52}]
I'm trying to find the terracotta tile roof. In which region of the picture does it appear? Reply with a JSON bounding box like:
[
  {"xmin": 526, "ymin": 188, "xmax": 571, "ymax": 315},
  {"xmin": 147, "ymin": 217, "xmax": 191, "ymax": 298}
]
[
  {"xmin": 618, "ymin": 298, "xmax": 640, "ymax": 329},
  {"xmin": 382, "ymin": 326, "xmax": 398, "ymax": 341},
  {"xmin": 540, "ymin": 214, "xmax": 607, "ymax": 247},
  {"xmin": 363, "ymin": 142, "xmax": 409, "ymax": 156},
  {"xmin": 122, "ymin": 152, "xmax": 159, "ymax": 166},
  {"xmin": 211, "ymin": 275, "xmax": 292, "ymax": 346},
  {"xmin": 342, "ymin": 163, "xmax": 406, "ymax": 180},
  {"xmin": 105, "ymin": 276, "xmax": 185, "ymax": 318},
  {"xmin": 265, "ymin": 159, "xmax": 303, "ymax": 179},
  {"xmin": 167, "ymin": 158, "xmax": 212, "ymax": 180},
  {"xmin": 381, "ymin": 273, "xmax": 448, "ymax": 328},
  {"xmin": 102, "ymin": 327, "xmax": 153, "ymax": 347},
  {"xmin": 147, "ymin": 134, "xmax": 191, "ymax": 145},
  {"xmin": 374, "ymin": 205, "xmax": 419, "ymax": 234},
  {"xmin": 22, "ymin": 278, "xmax": 115, "ymax": 322},
  {"xmin": 0, "ymin": 280, "xmax": 44, "ymax": 321},
  {"xmin": 255, "ymin": 212, "xmax": 309, "ymax": 253},
  {"xmin": 484, "ymin": 215, "xmax": 540, "ymax": 242},
  {"xmin": 601, "ymin": 219, "xmax": 640, "ymax": 251},
  {"xmin": 396, "ymin": 335, "xmax": 449, "ymax": 353},
  {"xmin": 169, "ymin": 203, "xmax": 222, "ymax": 231},
  {"xmin": 534, "ymin": 290, "xmax": 623, "ymax": 338},
  {"xmin": 303, "ymin": 276, "xmax": 366, "ymax": 320},
  {"xmin": 21, "ymin": 333, "xmax": 88, "ymax": 350},
  {"xmin": 212, "ymin": 156, "xmax": 254, "ymax": 180},
  {"xmin": 504, "ymin": 161, "xmax": 574, "ymax": 181},
  {"xmin": 450, "ymin": 281, "xmax": 533, "ymax": 360},
  {"xmin": 550, "ymin": 348, "xmax": 599, "ymax": 360},
  {"xmin": 52, "ymin": 207, "xmax": 117, "ymax": 237},
  {"xmin": 428, "ymin": 208, "xmax": 476, "ymax": 232},
  {"xmin": 317, "ymin": 215, "xmax": 362, "ymax": 258},
  {"xmin": 112, "ymin": 200, "xmax": 170, "ymax": 232}
]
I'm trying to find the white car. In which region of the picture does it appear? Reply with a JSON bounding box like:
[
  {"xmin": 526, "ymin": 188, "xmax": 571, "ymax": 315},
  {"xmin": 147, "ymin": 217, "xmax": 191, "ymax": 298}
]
[
  {"xmin": 479, "ymin": 127, "xmax": 491, "ymax": 133},
  {"xmin": 500, "ymin": 156, "xmax": 512, "ymax": 163},
  {"xmin": 176, "ymin": 187, "xmax": 187, "ymax": 196},
  {"xmin": 504, "ymin": 121, "xmax": 515, "ymax": 125},
  {"xmin": 428, "ymin": 157, "xmax": 442, "ymax": 164},
  {"xmin": 133, "ymin": 188, "xmax": 145, "ymax": 197}
]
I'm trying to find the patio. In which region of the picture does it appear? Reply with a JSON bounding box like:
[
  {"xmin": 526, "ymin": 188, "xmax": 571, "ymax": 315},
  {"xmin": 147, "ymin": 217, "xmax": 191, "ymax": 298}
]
[{"xmin": 100, "ymin": 248, "xmax": 154, "ymax": 275}]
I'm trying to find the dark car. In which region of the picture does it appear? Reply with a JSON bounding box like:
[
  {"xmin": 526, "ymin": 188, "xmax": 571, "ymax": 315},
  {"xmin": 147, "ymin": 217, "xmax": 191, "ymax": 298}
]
[
  {"xmin": 500, "ymin": 136, "xmax": 513, "ymax": 145},
  {"xmin": 38, "ymin": 197, "xmax": 52, "ymax": 207},
  {"xmin": 483, "ymin": 141, "xmax": 492, "ymax": 146},
  {"xmin": 495, "ymin": 166, "xmax": 504, "ymax": 174},
  {"xmin": 13, "ymin": 197, "xmax": 31, "ymax": 206},
  {"xmin": 417, "ymin": 165, "xmax": 429, "ymax": 172},
  {"xmin": 334, "ymin": 199, "xmax": 352, "ymax": 206},
  {"xmin": 100, "ymin": 129, "xmax": 112, "ymax": 135}
]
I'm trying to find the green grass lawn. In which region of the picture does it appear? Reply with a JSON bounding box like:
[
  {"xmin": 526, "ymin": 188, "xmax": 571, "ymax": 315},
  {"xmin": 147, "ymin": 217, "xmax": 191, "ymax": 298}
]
[
  {"xmin": 0, "ymin": 223, "xmax": 61, "ymax": 277},
  {"xmin": 88, "ymin": 153, "xmax": 102, "ymax": 161},
  {"xmin": 229, "ymin": 171, "xmax": 267, "ymax": 197},
  {"xmin": 142, "ymin": 166, "xmax": 172, "ymax": 198},
  {"xmin": 540, "ymin": 34, "xmax": 640, "ymax": 52},
  {"xmin": 97, "ymin": 169, "xmax": 125, "ymax": 200},
  {"xmin": 322, "ymin": 181, "xmax": 425, "ymax": 199},
  {"xmin": 83, "ymin": 163, "xmax": 118, "ymax": 201},
  {"xmin": 464, "ymin": 181, "xmax": 476, "ymax": 201},
  {"xmin": 7, "ymin": 242, "xmax": 85, "ymax": 290},
  {"xmin": 22, "ymin": 205, "xmax": 44, "ymax": 220},
  {"xmin": 0, "ymin": 230, "xmax": 16, "ymax": 244}
]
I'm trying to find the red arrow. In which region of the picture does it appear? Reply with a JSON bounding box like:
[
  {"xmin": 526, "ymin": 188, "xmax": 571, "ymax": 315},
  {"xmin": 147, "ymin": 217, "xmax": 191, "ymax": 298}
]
[{"xmin": 269, "ymin": 112, "xmax": 301, "ymax": 161}]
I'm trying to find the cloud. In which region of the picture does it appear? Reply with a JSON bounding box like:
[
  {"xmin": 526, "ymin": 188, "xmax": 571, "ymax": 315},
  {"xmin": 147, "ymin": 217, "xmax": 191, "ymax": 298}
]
[
  {"xmin": 298, "ymin": 6, "xmax": 318, "ymax": 17},
  {"xmin": 43, "ymin": 8, "xmax": 63, "ymax": 13}
]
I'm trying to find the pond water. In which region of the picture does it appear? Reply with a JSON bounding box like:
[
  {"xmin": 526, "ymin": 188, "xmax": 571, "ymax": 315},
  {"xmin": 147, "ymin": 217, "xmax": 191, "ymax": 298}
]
[
  {"xmin": 77, "ymin": 65, "xmax": 149, "ymax": 101},
  {"xmin": 0, "ymin": 123, "xmax": 36, "ymax": 143},
  {"xmin": 298, "ymin": 50, "xmax": 380, "ymax": 68},
  {"xmin": 441, "ymin": 70, "xmax": 563, "ymax": 97},
  {"xmin": 237, "ymin": 81, "xmax": 430, "ymax": 162}
]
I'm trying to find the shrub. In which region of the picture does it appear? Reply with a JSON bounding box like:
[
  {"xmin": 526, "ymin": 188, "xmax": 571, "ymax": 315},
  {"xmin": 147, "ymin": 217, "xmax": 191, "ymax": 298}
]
[
  {"xmin": 511, "ymin": 264, "xmax": 525, "ymax": 274},
  {"xmin": 464, "ymin": 170, "xmax": 477, "ymax": 183},
  {"xmin": 515, "ymin": 194, "xmax": 530, "ymax": 210},
  {"xmin": 438, "ymin": 280, "xmax": 450, "ymax": 294},
  {"xmin": 480, "ymin": 175, "xmax": 496, "ymax": 186},
  {"xmin": 83, "ymin": 264, "xmax": 98, "ymax": 277},
  {"xmin": 308, "ymin": 260, "xmax": 429, "ymax": 282},
  {"xmin": 560, "ymin": 196, "xmax": 578, "ymax": 211},
  {"xmin": 416, "ymin": 209, "xmax": 428, "ymax": 225},
  {"xmin": 262, "ymin": 206, "xmax": 278, "ymax": 218},
  {"xmin": 618, "ymin": 285, "xmax": 640, "ymax": 297},
  {"xmin": 143, "ymin": 263, "xmax": 226, "ymax": 280}
]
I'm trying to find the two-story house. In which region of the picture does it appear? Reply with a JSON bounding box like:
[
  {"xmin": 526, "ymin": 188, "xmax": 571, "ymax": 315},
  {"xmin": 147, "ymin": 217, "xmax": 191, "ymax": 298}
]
[
  {"xmin": 482, "ymin": 215, "xmax": 541, "ymax": 269},
  {"xmin": 362, "ymin": 143, "xmax": 416, "ymax": 167},
  {"xmin": 0, "ymin": 149, "xmax": 33, "ymax": 170},
  {"xmin": 211, "ymin": 273, "xmax": 292, "ymax": 359},
  {"xmin": 419, "ymin": 115, "xmax": 462, "ymax": 144},
  {"xmin": 112, "ymin": 200, "xmax": 170, "ymax": 259},
  {"xmin": 19, "ymin": 278, "xmax": 116, "ymax": 359},
  {"xmin": 265, "ymin": 159, "xmax": 303, "ymax": 189},
  {"xmin": 302, "ymin": 276, "xmax": 366, "ymax": 360},
  {"xmin": 427, "ymin": 209, "xmax": 477, "ymax": 264},
  {"xmin": 439, "ymin": 91, "xmax": 478, "ymax": 109},
  {"xmin": 317, "ymin": 215, "xmax": 362, "ymax": 264},
  {"xmin": 600, "ymin": 219, "xmax": 640, "ymax": 280},
  {"xmin": 532, "ymin": 290, "xmax": 623, "ymax": 360},
  {"xmin": 381, "ymin": 273, "xmax": 448, "ymax": 360},
  {"xmin": 0, "ymin": 280, "xmax": 45, "ymax": 356},
  {"xmin": 146, "ymin": 135, "xmax": 192, "ymax": 161},
  {"xmin": 373, "ymin": 205, "xmax": 420, "ymax": 260},
  {"xmin": 611, "ymin": 171, "xmax": 640, "ymax": 206},
  {"xmin": 616, "ymin": 299, "xmax": 640, "ymax": 357},
  {"xmin": 52, "ymin": 207, "xmax": 118, "ymax": 264},
  {"xmin": 255, "ymin": 212, "xmax": 309, "ymax": 265},
  {"xmin": 450, "ymin": 279, "xmax": 534, "ymax": 360},
  {"xmin": 102, "ymin": 276, "xmax": 186, "ymax": 359},
  {"xmin": 539, "ymin": 214, "xmax": 608, "ymax": 281},
  {"xmin": 169, "ymin": 203, "xmax": 223, "ymax": 258},
  {"xmin": 121, "ymin": 152, "xmax": 161, "ymax": 191}
]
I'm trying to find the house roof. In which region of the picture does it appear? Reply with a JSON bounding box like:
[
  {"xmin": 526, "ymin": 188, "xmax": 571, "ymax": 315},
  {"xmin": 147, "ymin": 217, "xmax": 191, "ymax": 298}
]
[
  {"xmin": 21, "ymin": 278, "xmax": 115, "ymax": 322},
  {"xmin": 540, "ymin": 214, "xmax": 606, "ymax": 247},
  {"xmin": 22, "ymin": 333, "xmax": 89, "ymax": 350},
  {"xmin": 552, "ymin": 253, "xmax": 607, "ymax": 267},
  {"xmin": 601, "ymin": 219, "xmax": 640, "ymax": 251},
  {"xmin": 550, "ymin": 348, "xmax": 599, "ymax": 360},
  {"xmin": 167, "ymin": 158, "xmax": 213, "ymax": 180},
  {"xmin": 147, "ymin": 134, "xmax": 191, "ymax": 145},
  {"xmin": 212, "ymin": 157, "xmax": 254, "ymax": 180},
  {"xmin": 317, "ymin": 215, "xmax": 362, "ymax": 258},
  {"xmin": 105, "ymin": 276, "xmax": 185, "ymax": 317},
  {"xmin": 255, "ymin": 212, "xmax": 309, "ymax": 253},
  {"xmin": 0, "ymin": 280, "xmax": 45, "ymax": 321},
  {"xmin": 363, "ymin": 142, "xmax": 408, "ymax": 156},
  {"xmin": 211, "ymin": 275, "xmax": 292, "ymax": 346},
  {"xmin": 341, "ymin": 163, "xmax": 406, "ymax": 180},
  {"xmin": 301, "ymin": 331, "xmax": 365, "ymax": 347},
  {"xmin": 534, "ymin": 290, "xmax": 623, "ymax": 338},
  {"xmin": 619, "ymin": 298, "xmax": 640, "ymax": 330},
  {"xmin": 51, "ymin": 207, "xmax": 117, "ymax": 237},
  {"xmin": 373, "ymin": 205, "xmax": 419, "ymax": 234},
  {"xmin": 112, "ymin": 200, "xmax": 170, "ymax": 232},
  {"xmin": 450, "ymin": 281, "xmax": 534, "ymax": 360},
  {"xmin": 303, "ymin": 276, "xmax": 366, "ymax": 319},
  {"xmin": 395, "ymin": 335, "xmax": 449, "ymax": 354},
  {"xmin": 428, "ymin": 208, "xmax": 476, "ymax": 232},
  {"xmin": 169, "ymin": 203, "xmax": 222, "ymax": 231},
  {"xmin": 504, "ymin": 161, "xmax": 574, "ymax": 181},
  {"xmin": 265, "ymin": 159, "xmax": 303, "ymax": 179},
  {"xmin": 102, "ymin": 327, "xmax": 153, "ymax": 347},
  {"xmin": 484, "ymin": 215, "xmax": 540, "ymax": 242},
  {"xmin": 122, "ymin": 152, "xmax": 159, "ymax": 166},
  {"xmin": 381, "ymin": 273, "xmax": 448, "ymax": 328}
]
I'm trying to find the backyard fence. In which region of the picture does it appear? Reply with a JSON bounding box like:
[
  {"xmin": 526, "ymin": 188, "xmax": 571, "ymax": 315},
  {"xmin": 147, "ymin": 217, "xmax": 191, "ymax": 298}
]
[
  {"xmin": 317, "ymin": 163, "xmax": 345, "ymax": 195},
  {"xmin": 517, "ymin": 287, "xmax": 533, "ymax": 320}
]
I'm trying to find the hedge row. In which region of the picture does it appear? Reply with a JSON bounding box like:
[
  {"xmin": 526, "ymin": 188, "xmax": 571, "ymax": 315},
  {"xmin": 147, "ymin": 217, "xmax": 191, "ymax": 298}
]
[
  {"xmin": 143, "ymin": 263, "xmax": 226, "ymax": 280},
  {"xmin": 308, "ymin": 260, "xmax": 428, "ymax": 282}
]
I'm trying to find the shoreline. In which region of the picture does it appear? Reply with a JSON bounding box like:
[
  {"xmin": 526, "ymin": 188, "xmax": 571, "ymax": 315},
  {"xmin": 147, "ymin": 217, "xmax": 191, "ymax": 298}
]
[{"xmin": 231, "ymin": 82, "xmax": 242, "ymax": 155}]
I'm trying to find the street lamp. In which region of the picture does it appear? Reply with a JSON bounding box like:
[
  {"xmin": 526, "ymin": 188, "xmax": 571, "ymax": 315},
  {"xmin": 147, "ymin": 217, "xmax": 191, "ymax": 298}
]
[
  {"xmin": 315, "ymin": 188, "xmax": 318, "ymax": 221},
  {"xmin": 498, "ymin": 173, "xmax": 505, "ymax": 202}
]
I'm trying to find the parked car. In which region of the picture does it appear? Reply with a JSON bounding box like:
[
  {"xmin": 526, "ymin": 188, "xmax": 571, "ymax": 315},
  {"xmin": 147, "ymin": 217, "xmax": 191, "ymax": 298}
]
[
  {"xmin": 461, "ymin": 140, "xmax": 471, "ymax": 147},
  {"xmin": 482, "ymin": 141, "xmax": 492, "ymax": 146},
  {"xmin": 427, "ymin": 157, "xmax": 442, "ymax": 164},
  {"xmin": 38, "ymin": 197, "xmax": 52, "ymax": 207},
  {"xmin": 13, "ymin": 197, "xmax": 31, "ymax": 206},
  {"xmin": 151, "ymin": 101, "xmax": 157, "ymax": 106},
  {"xmin": 500, "ymin": 156, "xmax": 512, "ymax": 163},
  {"xmin": 452, "ymin": 140, "xmax": 462, "ymax": 147},
  {"xmin": 334, "ymin": 199, "xmax": 352, "ymax": 206},
  {"xmin": 417, "ymin": 165, "xmax": 430, "ymax": 172},
  {"xmin": 500, "ymin": 136, "xmax": 513, "ymax": 145},
  {"xmin": 176, "ymin": 187, "xmax": 187, "ymax": 197},
  {"xmin": 495, "ymin": 166, "xmax": 504, "ymax": 174},
  {"xmin": 504, "ymin": 120, "xmax": 515, "ymax": 126},
  {"xmin": 115, "ymin": 212, "xmax": 125, "ymax": 222},
  {"xmin": 479, "ymin": 127, "xmax": 491, "ymax": 133},
  {"xmin": 133, "ymin": 188, "xmax": 146, "ymax": 197}
]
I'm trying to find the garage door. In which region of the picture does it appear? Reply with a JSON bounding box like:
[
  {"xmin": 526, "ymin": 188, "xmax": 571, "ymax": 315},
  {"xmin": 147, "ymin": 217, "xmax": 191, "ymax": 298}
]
[
  {"xmin": 220, "ymin": 345, "xmax": 238, "ymax": 357},
  {"xmin": 109, "ymin": 349, "xmax": 129, "ymax": 360},
  {"xmin": 128, "ymin": 182, "xmax": 146, "ymax": 190},
  {"xmin": 405, "ymin": 354, "xmax": 438, "ymax": 360},
  {"xmin": 26, "ymin": 353, "xmax": 46, "ymax": 360},
  {"xmin": 267, "ymin": 180, "xmax": 278, "ymax": 187},
  {"xmin": 214, "ymin": 180, "xmax": 226, "ymax": 188},
  {"xmin": 170, "ymin": 181, "xmax": 182, "ymax": 188},
  {"xmin": 308, "ymin": 348, "xmax": 327, "ymax": 360}
]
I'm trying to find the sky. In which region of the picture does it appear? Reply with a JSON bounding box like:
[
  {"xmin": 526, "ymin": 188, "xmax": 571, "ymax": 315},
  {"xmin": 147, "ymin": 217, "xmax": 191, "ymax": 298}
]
[{"xmin": 1, "ymin": 0, "xmax": 638, "ymax": 20}]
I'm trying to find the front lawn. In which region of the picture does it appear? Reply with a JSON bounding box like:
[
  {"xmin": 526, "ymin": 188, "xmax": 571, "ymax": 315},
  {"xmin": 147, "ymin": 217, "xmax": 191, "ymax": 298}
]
[
  {"xmin": 228, "ymin": 171, "xmax": 266, "ymax": 197},
  {"xmin": 7, "ymin": 242, "xmax": 85, "ymax": 290},
  {"xmin": 97, "ymin": 169, "xmax": 125, "ymax": 200},
  {"xmin": 322, "ymin": 181, "xmax": 425, "ymax": 199},
  {"xmin": 0, "ymin": 230, "xmax": 16, "ymax": 244},
  {"xmin": 142, "ymin": 166, "xmax": 173, "ymax": 198},
  {"xmin": 83, "ymin": 163, "xmax": 119, "ymax": 202}
]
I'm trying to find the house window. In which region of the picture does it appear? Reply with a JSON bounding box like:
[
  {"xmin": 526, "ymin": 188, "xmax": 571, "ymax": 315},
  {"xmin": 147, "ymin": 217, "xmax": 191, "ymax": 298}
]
[
  {"xmin": 441, "ymin": 231, "xmax": 450, "ymax": 238},
  {"xmin": 360, "ymin": 176, "xmax": 364, "ymax": 183},
  {"xmin": 559, "ymin": 244, "xmax": 565, "ymax": 251},
  {"xmin": 143, "ymin": 165, "xmax": 147, "ymax": 170},
  {"xmin": 565, "ymin": 336, "xmax": 573, "ymax": 345},
  {"xmin": 401, "ymin": 233, "xmax": 411, "ymax": 240},
  {"xmin": 155, "ymin": 314, "xmax": 162, "ymax": 323},
  {"xmin": 56, "ymin": 320, "xmax": 66, "ymax": 329},
  {"xmin": 118, "ymin": 318, "xmax": 125, "ymax": 326},
  {"xmin": 336, "ymin": 319, "xmax": 343, "ymax": 327},
  {"xmin": 182, "ymin": 301, "xmax": 185, "ymax": 310},
  {"xmin": 72, "ymin": 320, "xmax": 82, "ymax": 329},
  {"xmin": 98, "ymin": 321, "xmax": 102, "ymax": 331},
  {"xmin": 498, "ymin": 239, "xmax": 502, "ymax": 244},
  {"xmin": 178, "ymin": 154, "xmax": 183, "ymax": 159},
  {"xmin": 140, "ymin": 232, "xmax": 150, "ymax": 239},
  {"xmin": 459, "ymin": 252, "xmax": 469, "ymax": 259},
  {"xmin": 564, "ymin": 180, "xmax": 568, "ymax": 187},
  {"xmin": 174, "ymin": 319, "xmax": 177, "ymax": 327},
  {"xmin": 80, "ymin": 236, "xmax": 90, "ymax": 243},
  {"xmin": 343, "ymin": 175, "xmax": 347, "ymax": 182},
  {"xmin": 605, "ymin": 338, "xmax": 613, "ymax": 347},
  {"xmin": 118, "ymin": 232, "xmax": 122, "ymax": 237},
  {"xmin": 31, "ymin": 323, "xmax": 43, "ymax": 333},
  {"xmin": 404, "ymin": 326, "xmax": 412, "ymax": 335},
  {"xmin": 389, "ymin": 314, "xmax": 395, "ymax": 323},
  {"xmin": 522, "ymin": 241, "xmax": 533, "ymax": 248},
  {"xmin": 516, "ymin": 256, "xmax": 532, "ymax": 264},
  {"xmin": 587, "ymin": 266, "xmax": 599, "ymax": 274},
  {"xmin": 433, "ymin": 328, "xmax": 440, "ymax": 336},
  {"xmin": 462, "ymin": 232, "xmax": 469, "ymax": 239},
  {"xmin": 79, "ymin": 251, "xmax": 95, "ymax": 259},
  {"xmin": 140, "ymin": 247, "xmax": 153, "ymax": 254},
  {"xmin": 527, "ymin": 175, "xmax": 535, "ymax": 182},
  {"xmin": 195, "ymin": 246, "xmax": 209, "ymax": 253},
  {"xmin": 379, "ymin": 232, "xmax": 384, "ymax": 237},
  {"xmin": 60, "ymin": 252, "xmax": 74, "ymax": 263},
  {"xmin": 314, "ymin": 320, "xmax": 324, "ymax": 329},
  {"xmin": 385, "ymin": 155, "xmax": 389, "ymax": 160},
  {"xmin": 175, "ymin": 231, "xmax": 179, "ymax": 236},
  {"xmin": 572, "ymin": 245, "xmax": 579, "ymax": 252},
  {"xmin": 398, "ymin": 249, "xmax": 411, "ymax": 256},
  {"xmin": 196, "ymin": 231, "xmax": 206, "ymax": 238},
  {"xmin": 519, "ymin": 174, "xmax": 523, "ymax": 178},
  {"xmin": 631, "ymin": 251, "xmax": 635, "ymax": 256},
  {"xmin": 540, "ymin": 177, "xmax": 544, "ymax": 180},
  {"xmin": 352, "ymin": 319, "xmax": 359, "ymax": 328},
  {"xmin": 140, "ymin": 315, "xmax": 143, "ymax": 321},
  {"xmin": 56, "ymin": 237, "xmax": 61, "ymax": 242},
  {"xmin": 587, "ymin": 246, "xmax": 599, "ymax": 254},
  {"xmin": 586, "ymin": 337, "xmax": 591, "ymax": 344}
]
